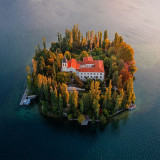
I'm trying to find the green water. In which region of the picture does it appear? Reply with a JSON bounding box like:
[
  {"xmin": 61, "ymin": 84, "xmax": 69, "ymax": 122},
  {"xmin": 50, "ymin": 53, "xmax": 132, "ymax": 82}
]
[{"xmin": 0, "ymin": 0, "xmax": 160, "ymax": 159}]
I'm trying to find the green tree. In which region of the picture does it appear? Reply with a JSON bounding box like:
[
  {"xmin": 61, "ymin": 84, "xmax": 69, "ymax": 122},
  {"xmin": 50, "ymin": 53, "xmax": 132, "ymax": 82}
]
[
  {"xmin": 50, "ymin": 87, "xmax": 58, "ymax": 111},
  {"xmin": 64, "ymin": 51, "xmax": 71, "ymax": 60},
  {"xmin": 112, "ymin": 71, "xmax": 119, "ymax": 86},
  {"xmin": 77, "ymin": 114, "xmax": 85, "ymax": 124},
  {"xmin": 80, "ymin": 99, "xmax": 84, "ymax": 114},
  {"xmin": 93, "ymin": 99, "xmax": 100, "ymax": 117},
  {"xmin": 58, "ymin": 94, "xmax": 63, "ymax": 113},
  {"xmin": 79, "ymin": 51, "xmax": 89, "ymax": 60}
]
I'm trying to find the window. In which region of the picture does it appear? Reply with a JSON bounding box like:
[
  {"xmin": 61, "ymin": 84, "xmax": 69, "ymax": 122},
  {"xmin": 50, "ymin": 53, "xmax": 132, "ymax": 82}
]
[
  {"xmin": 97, "ymin": 73, "xmax": 98, "ymax": 75},
  {"xmin": 90, "ymin": 73, "xmax": 92, "ymax": 75},
  {"xmin": 84, "ymin": 73, "xmax": 86, "ymax": 75},
  {"xmin": 81, "ymin": 73, "xmax": 82, "ymax": 75},
  {"xmin": 100, "ymin": 73, "xmax": 102, "ymax": 75},
  {"xmin": 100, "ymin": 76, "xmax": 102, "ymax": 78},
  {"xmin": 94, "ymin": 73, "xmax": 96, "ymax": 75},
  {"xmin": 87, "ymin": 73, "xmax": 89, "ymax": 75},
  {"xmin": 91, "ymin": 76, "xmax": 92, "ymax": 78}
]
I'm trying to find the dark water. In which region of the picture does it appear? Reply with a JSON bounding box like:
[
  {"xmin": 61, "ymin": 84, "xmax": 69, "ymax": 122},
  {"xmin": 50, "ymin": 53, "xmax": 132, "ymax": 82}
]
[{"xmin": 1, "ymin": 0, "xmax": 160, "ymax": 159}]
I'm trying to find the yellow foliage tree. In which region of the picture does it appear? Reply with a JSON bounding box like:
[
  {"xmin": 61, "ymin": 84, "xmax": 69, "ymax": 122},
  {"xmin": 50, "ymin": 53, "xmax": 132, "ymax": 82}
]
[
  {"xmin": 32, "ymin": 59, "xmax": 37, "ymax": 74},
  {"xmin": 61, "ymin": 83, "xmax": 69, "ymax": 105}
]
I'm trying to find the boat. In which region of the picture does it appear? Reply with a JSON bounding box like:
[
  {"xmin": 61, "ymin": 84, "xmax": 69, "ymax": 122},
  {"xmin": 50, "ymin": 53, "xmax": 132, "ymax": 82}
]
[
  {"xmin": 128, "ymin": 104, "xmax": 136, "ymax": 111},
  {"xmin": 23, "ymin": 98, "xmax": 31, "ymax": 106}
]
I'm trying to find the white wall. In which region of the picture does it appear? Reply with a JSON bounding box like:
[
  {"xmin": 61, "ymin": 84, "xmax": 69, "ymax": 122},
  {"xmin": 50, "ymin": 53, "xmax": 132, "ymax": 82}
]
[{"xmin": 79, "ymin": 72, "xmax": 104, "ymax": 81}]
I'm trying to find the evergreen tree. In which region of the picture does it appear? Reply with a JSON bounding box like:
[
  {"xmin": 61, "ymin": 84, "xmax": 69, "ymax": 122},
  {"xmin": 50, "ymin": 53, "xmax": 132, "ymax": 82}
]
[
  {"xmin": 112, "ymin": 71, "xmax": 119, "ymax": 86},
  {"xmin": 80, "ymin": 99, "xmax": 84, "ymax": 114},
  {"xmin": 58, "ymin": 94, "xmax": 63, "ymax": 113}
]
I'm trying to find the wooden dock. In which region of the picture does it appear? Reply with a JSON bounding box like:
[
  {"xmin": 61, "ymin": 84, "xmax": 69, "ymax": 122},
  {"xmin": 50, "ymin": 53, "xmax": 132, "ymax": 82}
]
[{"xmin": 19, "ymin": 88, "xmax": 29, "ymax": 106}]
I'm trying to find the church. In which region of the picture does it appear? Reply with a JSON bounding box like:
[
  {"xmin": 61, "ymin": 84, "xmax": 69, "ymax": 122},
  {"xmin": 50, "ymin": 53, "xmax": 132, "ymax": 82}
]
[{"xmin": 61, "ymin": 56, "xmax": 104, "ymax": 81}]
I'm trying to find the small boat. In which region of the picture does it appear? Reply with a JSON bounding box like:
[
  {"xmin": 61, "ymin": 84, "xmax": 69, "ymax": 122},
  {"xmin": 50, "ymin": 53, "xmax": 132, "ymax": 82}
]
[
  {"xmin": 23, "ymin": 98, "xmax": 31, "ymax": 106},
  {"xmin": 128, "ymin": 104, "xmax": 136, "ymax": 111}
]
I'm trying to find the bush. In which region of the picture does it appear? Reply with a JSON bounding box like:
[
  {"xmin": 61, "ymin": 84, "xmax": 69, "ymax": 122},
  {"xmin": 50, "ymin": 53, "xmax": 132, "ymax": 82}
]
[
  {"xmin": 100, "ymin": 114, "xmax": 107, "ymax": 124},
  {"xmin": 77, "ymin": 114, "xmax": 85, "ymax": 124},
  {"xmin": 68, "ymin": 114, "xmax": 73, "ymax": 120}
]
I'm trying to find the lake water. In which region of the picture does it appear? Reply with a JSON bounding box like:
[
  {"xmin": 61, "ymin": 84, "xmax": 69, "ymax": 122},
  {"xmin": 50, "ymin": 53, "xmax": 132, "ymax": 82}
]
[{"xmin": 0, "ymin": 0, "xmax": 160, "ymax": 159}]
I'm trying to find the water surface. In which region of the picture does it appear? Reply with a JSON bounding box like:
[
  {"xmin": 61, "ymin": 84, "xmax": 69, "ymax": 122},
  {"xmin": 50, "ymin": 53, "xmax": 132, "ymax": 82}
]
[{"xmin": 0, "ymin": 0, "xmax": 160, "ymax": 159}]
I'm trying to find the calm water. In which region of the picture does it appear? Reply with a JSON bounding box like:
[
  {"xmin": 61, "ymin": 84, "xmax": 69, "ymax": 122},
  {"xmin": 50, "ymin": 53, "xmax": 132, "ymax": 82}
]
[{"xmin": 0, "ymin": 0, "xmax": 160, "ymax": 159}]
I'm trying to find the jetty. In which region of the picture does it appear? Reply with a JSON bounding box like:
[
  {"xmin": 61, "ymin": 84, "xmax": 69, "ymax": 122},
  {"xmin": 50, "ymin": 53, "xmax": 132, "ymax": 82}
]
[
  {"xmin": 19, "ymin": 88, "xmax": 29, "ymax": 105},
  {"xmin": 20, "ymin": 88, "xmax": 37, "ymax": 106}
]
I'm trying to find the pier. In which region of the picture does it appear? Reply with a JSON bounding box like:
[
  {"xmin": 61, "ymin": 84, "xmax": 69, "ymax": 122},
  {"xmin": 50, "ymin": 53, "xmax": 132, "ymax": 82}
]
[
  {"xmin": 20, "ymin": 88, "xmax": 37, "ymax": 106},
  {"xmin": 19, "ymin": 88, "xmax": 29, "ymax": 106}
]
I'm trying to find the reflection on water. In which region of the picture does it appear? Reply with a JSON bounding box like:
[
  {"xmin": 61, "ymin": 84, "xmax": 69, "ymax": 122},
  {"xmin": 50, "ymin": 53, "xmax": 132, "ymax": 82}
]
[{"xmin": 1, "ymin": 0, "xmax": 160, "ymax": 159}]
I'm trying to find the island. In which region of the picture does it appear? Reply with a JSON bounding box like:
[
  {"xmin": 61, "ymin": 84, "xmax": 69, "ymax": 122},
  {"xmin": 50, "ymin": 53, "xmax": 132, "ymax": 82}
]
[{"xmin": 25, "ymin": 24, "xmax": 137, "ymax": 125}]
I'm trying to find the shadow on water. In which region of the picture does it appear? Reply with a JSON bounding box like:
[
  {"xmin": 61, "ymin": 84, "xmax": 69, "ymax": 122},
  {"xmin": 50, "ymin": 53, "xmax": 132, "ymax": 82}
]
[{"xmin": 110, "ymin": 110, "xmax": 129, "ymax": 131}]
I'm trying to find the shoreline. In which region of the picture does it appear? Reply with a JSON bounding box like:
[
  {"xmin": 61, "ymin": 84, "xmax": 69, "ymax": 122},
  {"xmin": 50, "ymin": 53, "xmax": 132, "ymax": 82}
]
[{"xmin": 39, "ymin": 104, "xmax": 128, "ymax": 125}]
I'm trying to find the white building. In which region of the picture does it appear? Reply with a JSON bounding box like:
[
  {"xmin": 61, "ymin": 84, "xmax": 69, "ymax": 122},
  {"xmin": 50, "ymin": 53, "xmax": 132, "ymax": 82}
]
[{"xmin": 61, "ymin": 56, "xmax": 104, "ymax": 81}]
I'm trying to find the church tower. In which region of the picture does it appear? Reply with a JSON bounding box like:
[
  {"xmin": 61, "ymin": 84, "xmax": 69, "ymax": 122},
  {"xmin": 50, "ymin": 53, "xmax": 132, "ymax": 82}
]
[{"xmin": 61, "ymin": 56, "xmax": 68, "ymax": 71}]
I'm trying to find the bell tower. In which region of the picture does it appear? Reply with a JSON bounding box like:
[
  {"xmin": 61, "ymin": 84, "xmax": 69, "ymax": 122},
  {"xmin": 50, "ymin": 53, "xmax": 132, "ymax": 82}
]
[{"xmin": 61, "ymin": 56, "xmax": 68, "ymax": 71}]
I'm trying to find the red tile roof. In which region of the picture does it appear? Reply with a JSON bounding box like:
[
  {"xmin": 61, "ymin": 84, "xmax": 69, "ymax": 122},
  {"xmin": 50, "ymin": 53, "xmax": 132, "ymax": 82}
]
[
  {"xmin": 67, "ymin": 57, "xmax": 104, "ymax": 73},
  {"xmin": 79, "ymin": 60, "xmax": 104, "ymax": 72},
  {"xmin": 67, "ymin": 59, "xmax": 80, "ymax": 70},
  {"xmin": 83, "ymin": 57, "xmax": 93, "ymax": 62}
]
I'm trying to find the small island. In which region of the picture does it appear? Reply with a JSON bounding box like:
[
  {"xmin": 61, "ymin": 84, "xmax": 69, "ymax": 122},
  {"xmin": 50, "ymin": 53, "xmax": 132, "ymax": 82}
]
[{"xmin": 25, "ymin": 24, "xmax": 137, "ymax": 125}]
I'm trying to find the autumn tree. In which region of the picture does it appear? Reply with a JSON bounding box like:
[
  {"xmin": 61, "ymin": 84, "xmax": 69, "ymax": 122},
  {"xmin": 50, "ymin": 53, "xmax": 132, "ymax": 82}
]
[
  {"xmin": 61, "ymin": 83, "xmax": 69, "ymax": 106},
  {"xmin": 64, "ymin": 51, "xmax": 71, "ymax": 60},
  {"xmin": 77, "ymin": 114, "xmax": 85, "ymax": 124},
  {"xmin": 93, "ymin": 99, "xmax": 100, "ymax": 117},
  {"xmin": 117, "ymin": 43, "xmax": 134, "ymax": 62},
  {"xmin": 79, "ymin": 51, "xmax": 89, "ymax": 60},
  {"xmin": 120, "ymin": 69, "xmax": 131, "ymax": 84},
  {"xmin": 117, "ymin": 75, "xmax": 123, "ymax": 89}
]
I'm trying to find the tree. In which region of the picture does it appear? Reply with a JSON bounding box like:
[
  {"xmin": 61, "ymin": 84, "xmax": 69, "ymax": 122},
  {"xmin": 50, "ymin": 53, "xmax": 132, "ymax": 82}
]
[
  {"xmin": 112, "ymin": 71, "xmax": 119, "ymax": 86},
  {"xmin": 98, "ymin": 31, "xmax": 102, "ymax": 47},
  {"xmin": 79, "ymin": 51, "xmax": 89, "ymax": 60},
  {"xmin": 89, "ymin": 81, "xmax": 101, "ymax": 101},
  {"xmin": 53, "ymin": 64, "xmax": 56, "ymax": 78},
  {"xmin": 61, "ymin": 83, "xmax": 69, "ymax": 106},
  {"xmin": 126, "ymin": 78, "xmax": 135, "ymax": 106},
  {"xmin": 102, "ymin": 30, "xmax": 110, "ymax": 49},
  {"xmin": 120, "ymin": 69, "xmax": 131, "ymax": 84},
  {"xmin": 44, "ymin": 85, "xmax": 49, "ymax": 102},
  {"xmin": 26, "ymin": 65, "xmax": 31, "ymax": 75},
  {"xmin": 38, "ymin": 56, "xmax": 45, "ymax": 74},
  {"xmin": 58, "ymin": 94, "xmax": 63, "ymax": 113},
  {"xmin": 117, "ymin": 44, "xmax": 134, "ymax": 62},
  {"xmin": 77, "ymin": 114, "xmax": 85, "ymax": 124},
  {"xmin": 117, "ymin": 75, "xmax": 123, "ymax": 89},
  {"xmin": 56, "ymin": 53, "xmax": 63, "ymax": 70},
  {"xmin": 80, "ymin": 99, "xmax": 84, "ymax": 113},
  {"xmin": 108, "ymin": 80, "xmax": 112, "ymax": 100},
  {"xmin": 50, "ymin": 87, "xmax": 58, "ymax": 111},
  {"xmin": 64, "ymin": 51, "xmax": 71, "ymax": 60},
  {"xmin": 93, "ymin": 99, "xmax": 100, "ymax": 117},
  {"xmin": 104, "ymin": 57, "xmax": 110, "ymax": 69}
]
